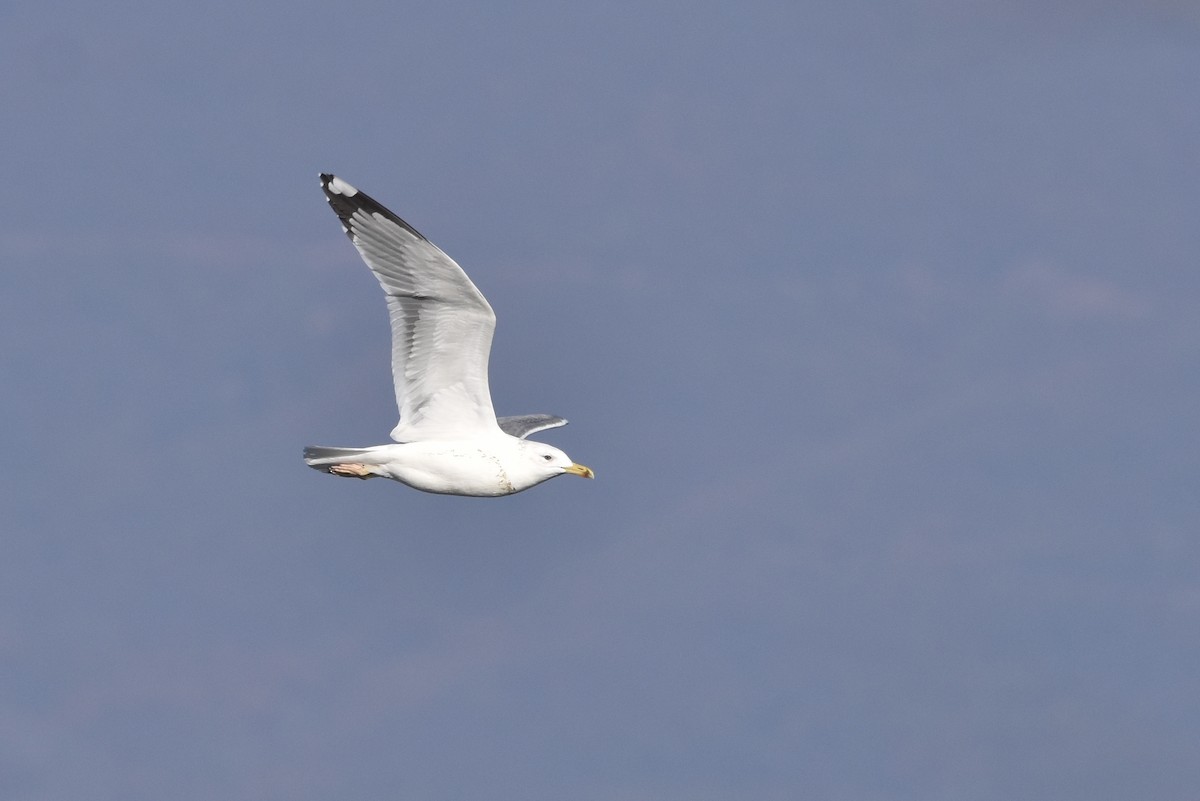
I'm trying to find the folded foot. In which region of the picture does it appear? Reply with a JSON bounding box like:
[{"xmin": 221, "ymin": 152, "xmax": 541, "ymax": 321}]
[{"xmin": 327, "ymin": 463, "xmax": 376, "ymax": 479}]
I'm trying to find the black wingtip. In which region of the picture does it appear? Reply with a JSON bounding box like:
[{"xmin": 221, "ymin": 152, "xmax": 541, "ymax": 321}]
[{"xmin": 316, "ymin": 174, "xmax": 428, "ymax": 242}]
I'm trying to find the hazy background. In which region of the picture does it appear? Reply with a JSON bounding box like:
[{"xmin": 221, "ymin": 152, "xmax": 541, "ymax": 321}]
[{"xmin": 3, "ymin": 2, "xmax": 1199, "ymax": 799}]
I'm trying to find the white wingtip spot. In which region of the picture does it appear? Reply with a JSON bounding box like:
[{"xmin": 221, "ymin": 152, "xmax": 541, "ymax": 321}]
[{"xmin": 327, "ymin": 176, "xmax": 358, "ymax": 196}]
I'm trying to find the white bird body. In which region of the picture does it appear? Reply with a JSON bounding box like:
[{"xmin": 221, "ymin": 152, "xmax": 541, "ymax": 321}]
[
  {"xmin": 308, "ymin": 435, "xmax": 584, "ymax": 497},
  {"xmin": 303, "ymin": 174, "xmax": 593, "ymax": 496}
]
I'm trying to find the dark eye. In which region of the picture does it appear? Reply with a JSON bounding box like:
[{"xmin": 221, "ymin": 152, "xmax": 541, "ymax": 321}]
[{"xmin": 542, "ymin": 454, "xmax": 553, "ymax": 461}]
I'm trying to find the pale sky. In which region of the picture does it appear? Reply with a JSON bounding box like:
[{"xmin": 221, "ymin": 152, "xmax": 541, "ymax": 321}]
[{"xmin": 3, "ymin": 2, "xmax": 1199, "ymax": 799}]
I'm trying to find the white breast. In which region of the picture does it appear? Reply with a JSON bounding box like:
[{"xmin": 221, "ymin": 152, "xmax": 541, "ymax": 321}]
[{"xmin": 372, "ymin": 440, "xmax": 522, "ymax": 497}]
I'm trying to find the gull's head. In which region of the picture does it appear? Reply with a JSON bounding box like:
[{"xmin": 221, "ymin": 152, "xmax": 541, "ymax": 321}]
[{"xmin": 517, "ymin": 440, "xmax": 595, "ymax": 486}]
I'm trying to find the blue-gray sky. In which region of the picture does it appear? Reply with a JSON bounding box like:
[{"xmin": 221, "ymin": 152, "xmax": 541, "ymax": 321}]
[{"xmin": 3, "ymin": 2, "xmax": 1199, "ymax": 799}]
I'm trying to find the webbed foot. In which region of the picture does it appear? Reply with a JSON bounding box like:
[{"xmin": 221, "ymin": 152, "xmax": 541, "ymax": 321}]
[{"xmin": 327, "ymin": 463, "xmax": 376, "ymax": 479}]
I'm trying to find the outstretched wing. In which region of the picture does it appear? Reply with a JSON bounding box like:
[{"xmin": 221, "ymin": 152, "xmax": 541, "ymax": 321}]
[
  {"xmin": 320, "ymin": 174, "xmax": 500, "ymax": 441},
  {"xmin": 496, "ymin": 414, "xmax": 568, "ymax": 439}
]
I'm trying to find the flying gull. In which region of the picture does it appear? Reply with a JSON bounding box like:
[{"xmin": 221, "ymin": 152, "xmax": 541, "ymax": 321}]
[{"xmin": 304, "ymin": 174, "xmax": 594, "ymax": 496}]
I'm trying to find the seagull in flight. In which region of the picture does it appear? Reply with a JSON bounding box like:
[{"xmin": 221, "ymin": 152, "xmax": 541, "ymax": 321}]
[{"xmin": 304, "ymin": 174, "xmax": 594, "ymax": 496}]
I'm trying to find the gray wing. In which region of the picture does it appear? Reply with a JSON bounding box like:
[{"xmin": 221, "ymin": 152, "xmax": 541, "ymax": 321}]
[
  {"xmin": 320, "ymin": 174, "xmax": 500, "ymax": 441},
  {"xmin": 496, "ymin": 414, "xmax": 569, "ymax": 439}
]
